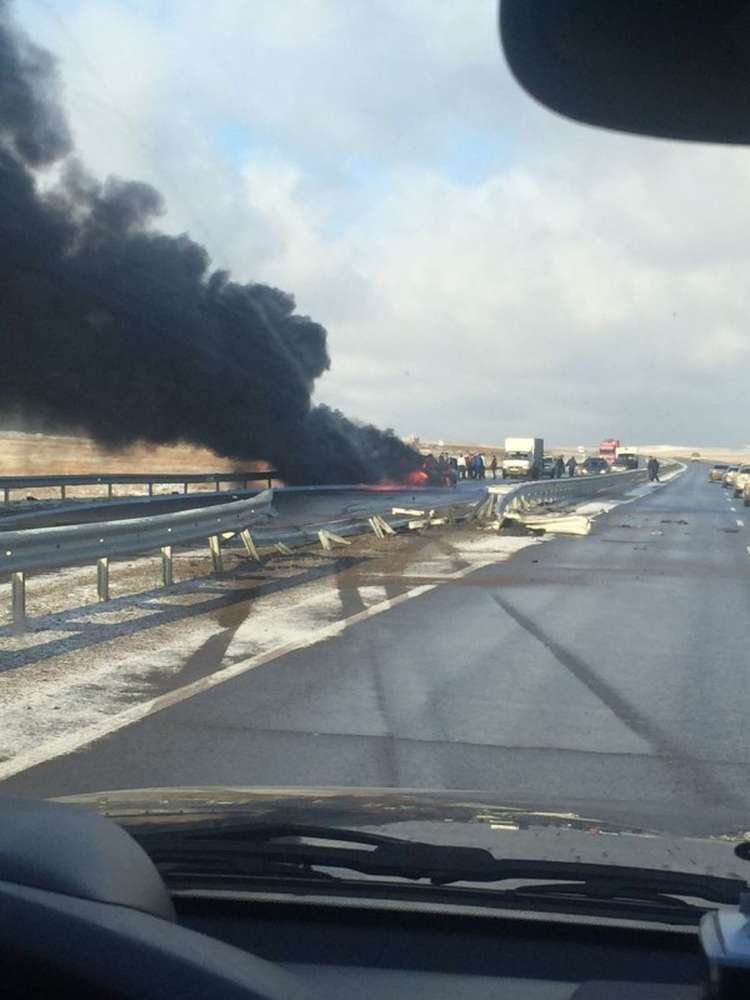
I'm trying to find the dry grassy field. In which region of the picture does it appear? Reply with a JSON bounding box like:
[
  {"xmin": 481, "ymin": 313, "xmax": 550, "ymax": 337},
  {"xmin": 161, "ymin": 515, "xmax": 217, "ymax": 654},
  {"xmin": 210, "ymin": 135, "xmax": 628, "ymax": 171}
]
[
  {"xmin": 0, "ymin": 432, "xmax": 270, "ymax": 501},
  {"xmin": 0, "ymin": 432, "xmax": 245, "ymax": 476}
]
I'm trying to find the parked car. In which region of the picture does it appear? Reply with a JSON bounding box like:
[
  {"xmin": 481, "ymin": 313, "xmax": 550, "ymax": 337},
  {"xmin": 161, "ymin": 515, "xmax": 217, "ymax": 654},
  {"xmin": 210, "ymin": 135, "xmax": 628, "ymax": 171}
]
[
  {"xmin": 722, "ymin": 466, "xmax": 740, "ymax": 489},
  {"xmin": 733, "ymin": 465, "xmax": 750, "ymax": 497},
  {"xmin": 577, "ymin": 457, "xmax": 609, "ymax": 476},
  {"xmin": 708, "ymin": 463, "xmax": 729, "ymax": 482},
  {"xmin": 612, "ymin": 452, "xmax": 639, "ymax": 472},
  {"xmin": 542, "ymin": 457, "xmax": 556, "ymax": 478}
]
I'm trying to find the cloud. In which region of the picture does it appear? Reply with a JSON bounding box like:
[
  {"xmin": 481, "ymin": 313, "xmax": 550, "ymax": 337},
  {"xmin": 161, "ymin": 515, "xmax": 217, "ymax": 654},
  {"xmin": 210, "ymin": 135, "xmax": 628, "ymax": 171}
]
[{"xmin": 16, "ymin": 0, "xmax": 750, "ymax": 447}]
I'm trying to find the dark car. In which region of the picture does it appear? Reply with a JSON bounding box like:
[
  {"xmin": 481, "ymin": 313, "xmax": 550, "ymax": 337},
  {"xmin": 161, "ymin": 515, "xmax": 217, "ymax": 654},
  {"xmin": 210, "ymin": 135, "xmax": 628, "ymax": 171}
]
[
  {"xmin": 577, "ymin": 457, "xmax": 609, "ymax": 476},
  {"xmin": 708, "ymin": 463, "xmax": 729, "ymax": 482},
  {"xmin": 611, "ymin": 452, "xmax": 639, "ymax": 472}
]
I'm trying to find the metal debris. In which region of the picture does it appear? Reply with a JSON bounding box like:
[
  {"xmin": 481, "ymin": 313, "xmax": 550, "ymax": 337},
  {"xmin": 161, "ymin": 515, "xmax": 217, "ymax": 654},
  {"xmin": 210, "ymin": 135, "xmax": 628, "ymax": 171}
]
[
  {"xmin": 318, "ymin": 529, "xmax": 352, "ymax": 550},
  {"xmin": 368, "ymin": 514, "xmax": 396, "ymax": 538},
  {"xmin": 502, "ymin": 510, "xmax": 592, "ymax": 536}
]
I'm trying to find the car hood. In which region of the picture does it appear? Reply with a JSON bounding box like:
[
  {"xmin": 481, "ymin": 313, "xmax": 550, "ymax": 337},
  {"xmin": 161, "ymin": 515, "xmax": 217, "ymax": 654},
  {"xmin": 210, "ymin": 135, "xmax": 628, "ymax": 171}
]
[{"xmin": 54, "ymin": 786, "xmax": 749, "ymax": 880}]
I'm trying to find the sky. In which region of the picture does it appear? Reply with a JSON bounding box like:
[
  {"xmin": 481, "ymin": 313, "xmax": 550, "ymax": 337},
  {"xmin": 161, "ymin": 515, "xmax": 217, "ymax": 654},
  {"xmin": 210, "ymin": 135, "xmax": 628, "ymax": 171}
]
[{"xmin": 15, "ymin": 0, "xmax": 750, "ymax": 447}]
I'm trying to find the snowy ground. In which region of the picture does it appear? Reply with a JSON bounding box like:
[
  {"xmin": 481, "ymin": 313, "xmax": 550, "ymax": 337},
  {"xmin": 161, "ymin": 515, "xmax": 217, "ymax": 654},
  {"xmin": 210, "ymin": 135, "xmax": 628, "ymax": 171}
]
[{"xmin": 0, "ymin": 527, "xmax": 539, "ymax": 772}]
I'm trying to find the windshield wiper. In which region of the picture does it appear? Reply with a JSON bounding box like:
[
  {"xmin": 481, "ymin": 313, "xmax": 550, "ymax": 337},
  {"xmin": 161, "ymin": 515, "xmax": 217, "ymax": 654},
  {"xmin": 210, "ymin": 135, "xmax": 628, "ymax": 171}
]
[{"xmin": 133, "ymin": 821, "xmax": 745, "ymax": 907}]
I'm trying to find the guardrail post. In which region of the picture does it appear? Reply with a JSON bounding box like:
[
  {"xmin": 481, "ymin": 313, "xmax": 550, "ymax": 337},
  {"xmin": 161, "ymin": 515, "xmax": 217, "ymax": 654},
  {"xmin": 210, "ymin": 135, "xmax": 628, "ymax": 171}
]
[
  {"xmin": 148, "ymin": 482, "xmax": 154, "ymax": 497},
  {"xmin": 242, "ymin": 479, "xmax": 248, "ymax": 490},
  {"xmin": 97, "ymin": 557, "xmax": 110, "ymax": 602},
  {"xmin": 60, "ymin": 484, "xmax": 66, "ymax": 501},
  {"xmin": 267, "ymin": 474, "xmax": 272, "ymax": 488},
  {"xmin": 11, "ymin": 571, "xmax": 25, "ymax": 627},
  {"xmin": 161, "ymin": 545, "xmax": 173, "ymax": 586},
  {"xmin": 240, "ymin": 528, "xmax": 261, "ymax": 562},
  {"xmin": 3, "ymin": 488, "xmax": 9, "ymax": 504},
  {"xmin": 184, "ymin": 482, "xmax": 189, "ymax": 494},
  {"xmin": 208, "ymin": 534, "xmax": 223, "ymax": 572},
  {"xmin": 215, "ymin": 479, "xmax": 221, "ymax": 492},
  {"xmin": 107, "ymin": 483, "xmax": 113, "ymax": 499}
]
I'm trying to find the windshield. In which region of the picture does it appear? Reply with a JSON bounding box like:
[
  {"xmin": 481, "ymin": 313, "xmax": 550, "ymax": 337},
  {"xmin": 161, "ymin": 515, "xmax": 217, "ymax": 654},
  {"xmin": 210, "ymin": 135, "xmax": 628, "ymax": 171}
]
[{"xmin": 1, "ymin": 0, "xmax": 749, "ymax": 894}]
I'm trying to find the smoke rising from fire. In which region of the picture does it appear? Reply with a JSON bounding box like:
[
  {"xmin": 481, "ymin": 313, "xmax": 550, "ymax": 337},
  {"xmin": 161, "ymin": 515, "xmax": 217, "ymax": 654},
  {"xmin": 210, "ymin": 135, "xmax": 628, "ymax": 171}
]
[{"xmin": 0, "ymin": 3, "xmax": 421, "ymax": 484}]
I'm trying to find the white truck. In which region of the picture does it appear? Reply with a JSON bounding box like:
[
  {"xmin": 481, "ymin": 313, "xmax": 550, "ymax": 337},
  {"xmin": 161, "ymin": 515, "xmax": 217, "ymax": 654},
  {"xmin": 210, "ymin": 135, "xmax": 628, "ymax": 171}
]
[{"xmin": 502, "ymin": 437, "xmax": 544, "ymax": 479}]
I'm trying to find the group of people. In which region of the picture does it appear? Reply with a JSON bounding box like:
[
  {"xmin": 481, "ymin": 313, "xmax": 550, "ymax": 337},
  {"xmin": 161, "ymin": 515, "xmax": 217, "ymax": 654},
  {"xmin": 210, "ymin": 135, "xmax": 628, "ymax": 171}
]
[
  {"xmin": 549, "ymin": 456, "xmax": 578, "ymax": 477},
  {"xmin": 421, "ymin": 452, "xmax": 501, "ymax": 485},
  {"xmin": 421, "ymin": 450, "xmax": 661, "ymax": 486},
  {"xmin": 455, "ymin": 453, "xmax": 498, "ymax": 480}
]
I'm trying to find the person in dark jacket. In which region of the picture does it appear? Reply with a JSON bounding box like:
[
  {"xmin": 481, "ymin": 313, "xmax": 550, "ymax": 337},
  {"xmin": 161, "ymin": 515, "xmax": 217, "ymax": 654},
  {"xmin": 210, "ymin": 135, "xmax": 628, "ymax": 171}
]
[
  {"xmin": 554, "ymin": 455, "xmax": 565, "ymax": 479},
  {"xmin": 566, "ymin": 456, "xmax": 577, "ymax": 477},
  {"xmin": 648, "ymin": 457, "xmax": 660, "ymax": 482},
  {"xmin": 490, "ymin": 454, "xmax": 498, "ymax": 480}
]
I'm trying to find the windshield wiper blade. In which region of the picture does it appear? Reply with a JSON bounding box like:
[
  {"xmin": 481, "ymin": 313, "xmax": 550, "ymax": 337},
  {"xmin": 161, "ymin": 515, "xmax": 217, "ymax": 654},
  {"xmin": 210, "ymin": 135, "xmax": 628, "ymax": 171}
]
[{"xmin": 134, "ymin": 821, "xmax": 746, "ymax": 905}]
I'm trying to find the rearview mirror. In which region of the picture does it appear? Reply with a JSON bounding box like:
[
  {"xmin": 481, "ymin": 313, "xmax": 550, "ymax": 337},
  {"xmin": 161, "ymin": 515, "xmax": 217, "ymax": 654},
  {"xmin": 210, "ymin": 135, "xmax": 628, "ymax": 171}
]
[{"xmin": 500, "ymin": 0, "xmax": 750, "ymax": 144}]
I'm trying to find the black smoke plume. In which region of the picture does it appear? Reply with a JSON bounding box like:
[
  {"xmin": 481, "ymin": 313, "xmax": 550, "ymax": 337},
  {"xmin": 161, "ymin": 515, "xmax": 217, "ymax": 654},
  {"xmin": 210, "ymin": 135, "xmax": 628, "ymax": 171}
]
[{"xmin": 0, "ymin": 4, "xmax": 421, "ymax": 484}]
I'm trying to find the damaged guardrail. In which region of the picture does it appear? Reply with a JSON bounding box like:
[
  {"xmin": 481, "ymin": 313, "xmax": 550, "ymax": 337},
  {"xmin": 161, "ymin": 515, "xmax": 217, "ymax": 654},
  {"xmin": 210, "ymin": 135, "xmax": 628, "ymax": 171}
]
[
  {"xmin": 482, "ymin": 461, "xmax": 682, "ymax": 534},
  {"xmin": 1, "ymin": 490, "xmax": 273, "ymax": 626}
]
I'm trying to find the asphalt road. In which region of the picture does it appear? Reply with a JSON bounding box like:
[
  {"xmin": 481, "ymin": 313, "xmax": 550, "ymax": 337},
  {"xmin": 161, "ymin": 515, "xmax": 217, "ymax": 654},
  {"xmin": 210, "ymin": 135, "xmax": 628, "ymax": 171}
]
[{"xmin": 4, "ymin": 463, "xmax": 750, "ymax": 836}]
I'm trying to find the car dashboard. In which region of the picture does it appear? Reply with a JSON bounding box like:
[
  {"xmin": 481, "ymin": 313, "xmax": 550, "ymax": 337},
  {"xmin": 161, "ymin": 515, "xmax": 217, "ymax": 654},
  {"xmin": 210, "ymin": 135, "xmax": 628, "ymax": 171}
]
[{"xmin": 0, "ymin": 797, "xmax": 721, "ymax": 999}]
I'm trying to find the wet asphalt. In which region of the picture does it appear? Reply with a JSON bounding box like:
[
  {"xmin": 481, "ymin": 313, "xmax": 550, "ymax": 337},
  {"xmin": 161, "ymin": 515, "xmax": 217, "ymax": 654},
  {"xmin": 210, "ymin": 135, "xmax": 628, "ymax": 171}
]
[{"xmin": 4, "ymin": 463, "xmax": 750, "ymax": 836}]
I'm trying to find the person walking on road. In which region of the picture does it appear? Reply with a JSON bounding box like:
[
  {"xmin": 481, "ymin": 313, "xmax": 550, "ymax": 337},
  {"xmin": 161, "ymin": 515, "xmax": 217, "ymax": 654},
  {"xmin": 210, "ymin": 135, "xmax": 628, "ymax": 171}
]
[
  {"xmin": 647, "ymin": 457, "xmax": 661, "ymax": 483},
  {"xmin": 490, "ymin": 454, "xmax": 498, "ymax": 480},
  {"xmin": 566, "ymin": 456, "xmax": 577, "ymax": 478}
]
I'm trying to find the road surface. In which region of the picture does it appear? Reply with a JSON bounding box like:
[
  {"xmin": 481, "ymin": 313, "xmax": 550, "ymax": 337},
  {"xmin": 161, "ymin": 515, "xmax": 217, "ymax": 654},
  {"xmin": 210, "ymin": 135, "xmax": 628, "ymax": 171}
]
[{"xmin": 3, "ymin": 462, "xmax": 749, "ymax": 837}]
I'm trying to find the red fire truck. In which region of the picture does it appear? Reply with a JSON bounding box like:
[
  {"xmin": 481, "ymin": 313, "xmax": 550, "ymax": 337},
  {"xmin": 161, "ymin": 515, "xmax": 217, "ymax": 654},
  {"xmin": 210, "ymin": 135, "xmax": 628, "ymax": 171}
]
[{"xmin": 598, "ymin": 438, "xmax": 620, "ymax": 467}]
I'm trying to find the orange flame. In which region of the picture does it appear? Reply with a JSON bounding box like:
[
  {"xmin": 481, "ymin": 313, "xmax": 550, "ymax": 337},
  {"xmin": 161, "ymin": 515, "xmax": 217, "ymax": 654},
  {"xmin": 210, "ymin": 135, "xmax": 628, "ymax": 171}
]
[{"xmin": 370, "ymin": 468, "xmax": 431, "ymax": 491}]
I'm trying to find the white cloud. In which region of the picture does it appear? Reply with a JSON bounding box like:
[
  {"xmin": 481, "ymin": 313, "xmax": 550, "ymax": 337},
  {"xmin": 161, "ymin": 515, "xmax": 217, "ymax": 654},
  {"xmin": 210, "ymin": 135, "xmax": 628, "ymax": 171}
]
[{"xmin": 16, "ymin": 0, "xmax": 750, "ymax": 446}]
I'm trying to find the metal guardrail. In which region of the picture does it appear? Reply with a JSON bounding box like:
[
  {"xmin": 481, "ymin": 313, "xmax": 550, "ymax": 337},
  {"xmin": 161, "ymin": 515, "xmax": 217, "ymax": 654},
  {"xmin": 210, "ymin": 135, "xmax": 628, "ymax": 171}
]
[
  {"xmin": 0, "ymin": 470, "xmax": 277, "ymax": 502},
  {"xmin": 491, "ymin": 462, "xmax": 680, "ymax": 515},
  {"xmin": 1, "ymin": 490, "xmax": 273, "ymax": 626}
]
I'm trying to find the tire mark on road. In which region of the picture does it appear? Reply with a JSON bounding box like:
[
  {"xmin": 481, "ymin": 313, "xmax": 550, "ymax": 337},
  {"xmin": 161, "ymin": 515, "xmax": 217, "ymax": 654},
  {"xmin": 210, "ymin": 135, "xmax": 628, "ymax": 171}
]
[{"xmin": 491, "ymin": 593, "xmax": 744, "ymax": 809}]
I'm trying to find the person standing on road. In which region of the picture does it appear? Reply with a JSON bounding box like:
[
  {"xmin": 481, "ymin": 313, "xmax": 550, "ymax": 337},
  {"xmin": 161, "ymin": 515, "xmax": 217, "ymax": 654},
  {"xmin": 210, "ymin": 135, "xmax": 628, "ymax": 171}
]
[
  {"xmin": 475, "ymin": 454, "xmax": 485, "ymax": 480},
  {"xmin": 648, "ymin": 457, "xmax": 660, "ymax": 482},
  {"xmin": 490, "ymin": 454, "xmax": 498, "ymax": 480},
  {"xmin": 554, "ymin": 455, "xmax": 565, "ymax": 479},
  {"xmin": 457, "ymin": 454, "xmax": 466, "ymax": 480},
  {"xmin": 566, "ymin": 456, "xmax": 577, "ymax": 477}
]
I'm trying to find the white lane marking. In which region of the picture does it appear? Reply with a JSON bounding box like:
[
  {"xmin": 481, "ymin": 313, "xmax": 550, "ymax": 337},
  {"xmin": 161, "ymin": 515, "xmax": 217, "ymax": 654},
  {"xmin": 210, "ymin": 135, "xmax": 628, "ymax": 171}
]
[
  {"xmin": 731, "ymin": 506, "xmax": 737, "ymax": 512},
  {"xmin": 747, "ymin": 546, "xmax": 750, "ymax": 557},
  {"xmin": 0, "ymin": 557, "xmax": 498, "ymax": 782},
  {"xmin": 737, "ymin": 519, "xmax": 745, "ymax": 527}
]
